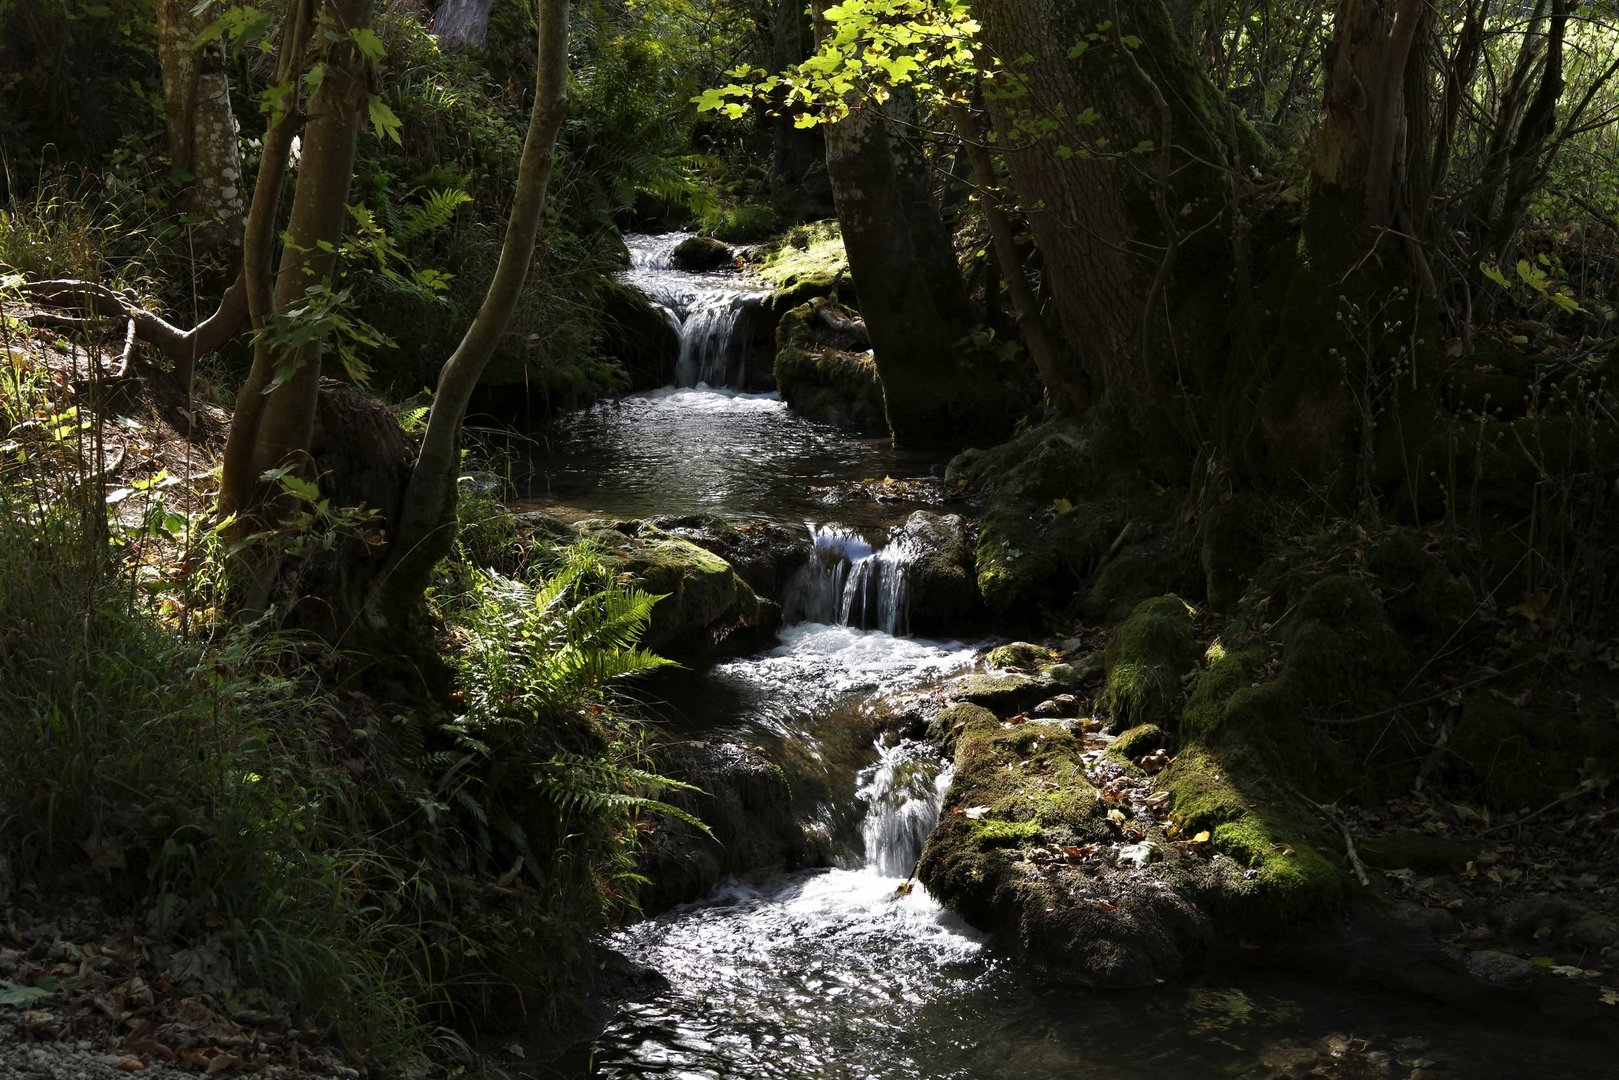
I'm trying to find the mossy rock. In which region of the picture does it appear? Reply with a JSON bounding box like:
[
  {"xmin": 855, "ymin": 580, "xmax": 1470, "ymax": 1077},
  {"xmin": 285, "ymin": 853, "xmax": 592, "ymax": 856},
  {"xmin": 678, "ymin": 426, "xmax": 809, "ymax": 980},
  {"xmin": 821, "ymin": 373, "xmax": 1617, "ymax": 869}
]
[
  {"xmin": 1096, "ymin": 596, "xmax": 1199, "ymax": 731},
  {"xmin": 926, "ymin": 702, "xmax": 997, "ymax": 754},
  {"xmin": 920, "ymin": 699, "xmax": 1214, "ymax": 988},
  {"xmin": 950, "ymin": 672, "xmax": 1057, "ymax": 713},
  {"xmin": 890, "ymin": 511, "xmax": 982, "ymax": 634},
  {"xmin": 599, "ymin": 277, "xmax": 679, "ymax": 389},
  {"xmin": 1159, "ymin": 747, "xmax": 1343, "ymax": 926},
  {"xmin": 1110, "ymin": 724, "xmax": 1166, "ymax": 760},
  {"xmin": 670, "ymin": 234, "xmax": 735, "ymax": 272},
  {"xmin": 1199, "ymin": 491, "xmax": 1271, "ymax": 613},
  {"xmin": 580, "ymin": 521, "xmax": 766, "ymax": 659},
  {"xmin": 1449, "ymin": 691, "xmax": 1569, "ymax": 811},
  {"xmin": 985, "ymin": 641, "xmax": 1059, "ymax": 670},
  {"xmin": 1084, "ymin": 541, "xmax": 1200, "ymax": 626},
  {"xmin": 774, "ymin": 344, "xmax": 885, "ymax": 434}
]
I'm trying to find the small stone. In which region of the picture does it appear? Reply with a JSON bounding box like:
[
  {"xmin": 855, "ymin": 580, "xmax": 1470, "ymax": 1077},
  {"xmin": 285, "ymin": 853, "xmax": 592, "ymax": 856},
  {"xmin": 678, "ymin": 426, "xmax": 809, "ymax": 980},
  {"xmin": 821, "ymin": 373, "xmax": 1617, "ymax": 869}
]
[
  {"xmin": 1115, "ymin": 841, "xmax": 1160, "ymax": 869},
  {"xmin": 1465, "ymin": 949, "xmax": 1535, "ymax": 985}
]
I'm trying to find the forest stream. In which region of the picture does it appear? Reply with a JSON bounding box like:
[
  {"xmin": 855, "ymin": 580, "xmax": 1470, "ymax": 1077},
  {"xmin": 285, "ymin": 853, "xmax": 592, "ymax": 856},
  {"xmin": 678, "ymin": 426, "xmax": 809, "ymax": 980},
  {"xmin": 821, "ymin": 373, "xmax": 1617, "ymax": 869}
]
[{"xmin": 505, "ymin": 240, "xmax": 1611, "ymax": 1080}]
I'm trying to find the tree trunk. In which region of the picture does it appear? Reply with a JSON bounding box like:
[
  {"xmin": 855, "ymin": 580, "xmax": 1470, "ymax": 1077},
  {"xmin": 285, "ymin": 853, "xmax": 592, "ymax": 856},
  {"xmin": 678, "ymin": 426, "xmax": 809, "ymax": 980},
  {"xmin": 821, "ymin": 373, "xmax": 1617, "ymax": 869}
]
[
  {"xmin": 949, "ymin": 100, "xmax": 1082, "ymax": 413},
  {"xmin": 370, "ymin": 0, "xmax": 572, "ymax": 627},
  {"xmin": 768, "ymin": 0, "xmax": 833, "ymax": 219},
  {"xmin": 219, "ymin": 0, "xmax": 374, "ymax": 608},
  {"xmin": 810, "ymin": 0, "xmax": 979, "ymax": 447},
  {"xmin": 973, "ymin": 0, "xmax": 1270, "ymax": 428},
  {"xmin": 156, "ymin": 0, "xmax": 245, "ymax": 256}
]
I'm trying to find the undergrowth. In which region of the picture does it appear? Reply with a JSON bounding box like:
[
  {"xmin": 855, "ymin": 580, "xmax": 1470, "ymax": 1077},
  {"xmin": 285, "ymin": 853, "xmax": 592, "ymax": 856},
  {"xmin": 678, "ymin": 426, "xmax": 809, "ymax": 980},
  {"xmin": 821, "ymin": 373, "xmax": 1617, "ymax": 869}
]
[{"xmin": 0, "ymin": 326, "xmax": 693, "ymax": 1065}]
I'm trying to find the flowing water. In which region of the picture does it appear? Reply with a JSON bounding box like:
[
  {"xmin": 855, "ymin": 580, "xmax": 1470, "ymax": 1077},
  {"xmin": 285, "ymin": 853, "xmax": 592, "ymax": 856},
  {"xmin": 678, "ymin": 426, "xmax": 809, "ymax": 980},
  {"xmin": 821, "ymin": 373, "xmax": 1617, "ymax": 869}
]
[
  {"xmin": 529, "ymin": 238, "xmax": 1607, "ymax": 1079},
  {"xmin": 621, "ymin": 233, "xmax": 775, "ymax": 390}
]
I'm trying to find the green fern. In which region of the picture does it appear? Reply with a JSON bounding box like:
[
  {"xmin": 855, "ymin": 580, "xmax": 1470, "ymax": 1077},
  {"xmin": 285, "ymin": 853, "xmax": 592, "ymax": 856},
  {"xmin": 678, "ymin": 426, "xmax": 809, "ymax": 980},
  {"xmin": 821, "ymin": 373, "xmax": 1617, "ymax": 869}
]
[{"xmin": 396, "ymin": 187, "xmax": 473, "ymax": 242}]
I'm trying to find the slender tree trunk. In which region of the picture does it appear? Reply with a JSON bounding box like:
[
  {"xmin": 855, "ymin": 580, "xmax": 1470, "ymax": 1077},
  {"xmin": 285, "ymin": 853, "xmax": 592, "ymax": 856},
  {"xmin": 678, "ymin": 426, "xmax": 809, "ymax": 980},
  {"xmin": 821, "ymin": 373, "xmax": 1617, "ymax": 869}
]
[
  {"xmin": 370, "ymin": 0, "xmax": 572, "ymax": 625},
  {"xmin": 156, "ymin": 0, "xmax": 245, "ymax": 255},
  {"xmin": 218, "ymin": 0, "xmax": 374, "ymax": 608},
  {"xmin": 768, "ymin": 0, "xmax": 833, "ymax": 219}
]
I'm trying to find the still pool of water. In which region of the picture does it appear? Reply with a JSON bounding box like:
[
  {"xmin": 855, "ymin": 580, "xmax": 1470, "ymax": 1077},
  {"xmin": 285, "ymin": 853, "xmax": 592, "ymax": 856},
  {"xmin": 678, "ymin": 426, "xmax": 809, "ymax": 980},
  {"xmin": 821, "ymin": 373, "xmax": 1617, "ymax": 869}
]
[{"xmin": 513, "ymin": 388, "xmax": 945, "ymax": 527}]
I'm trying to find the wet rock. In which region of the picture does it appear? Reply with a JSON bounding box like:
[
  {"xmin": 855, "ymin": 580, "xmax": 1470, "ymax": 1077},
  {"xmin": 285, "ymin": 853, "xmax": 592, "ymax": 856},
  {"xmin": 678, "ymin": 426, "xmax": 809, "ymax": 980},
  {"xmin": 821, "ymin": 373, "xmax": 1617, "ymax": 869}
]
[
  {"xmin": 891, "ymin": 511, "xmax": 982, "ymax": 635},
  {"xmin": 670, "ymin": 234, "xmax": 735, "ymax": 272},
  {"xmin": 919, "ymin": 704, "xmax": 1217, "ymax": 988},
  {"xmin": 653, "ymin": 514, "xmax": 813, "ymax": 603},
  {"xmin": 1032, "ymin": 695, "xmax": 1076, "ymax": 718},
  {"xmin": 1464, "ymin": 949, "xmax": 1536, "ymax": 986},
  {"xmin": 774, "ymin": 298, "xmax": 886, "ymax": 434},
  {"xmin": 638, "ymin": 741, "xmax": 812, "ymax": 911},
  {"xmin": 600, "ymin": 277, "xmax": 680, "ymax": 389}
]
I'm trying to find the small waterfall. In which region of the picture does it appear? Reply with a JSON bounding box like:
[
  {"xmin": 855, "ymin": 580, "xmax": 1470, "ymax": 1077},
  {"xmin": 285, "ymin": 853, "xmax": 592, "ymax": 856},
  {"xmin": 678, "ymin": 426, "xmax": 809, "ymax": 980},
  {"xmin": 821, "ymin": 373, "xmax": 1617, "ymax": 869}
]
[
  {"xmin": 785, "ymin": 525, "xmax": 918, "ymax": 636},
  {"xmin": 622, "ymin": 233, "xmax": 771, "ymax": 389},
  {"xmin": 856, "ymin": 741, "xmax": 951, "ymax": 878}
]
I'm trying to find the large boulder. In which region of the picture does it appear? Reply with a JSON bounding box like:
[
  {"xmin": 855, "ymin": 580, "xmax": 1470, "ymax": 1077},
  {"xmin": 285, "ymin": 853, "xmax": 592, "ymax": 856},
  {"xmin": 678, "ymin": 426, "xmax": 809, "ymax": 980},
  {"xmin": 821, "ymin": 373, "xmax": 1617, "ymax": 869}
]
[
  {"xmin": 578, "ymin": 520, "xmax": 773, "ymax": 660},
  {"xmin": 653, "ymin": 514, "xmax": 813, "ymax": 603},
  {"xmin": 670, "ymin": 234, "xmax": 735, "ymax": 272},
  {"xmin": 774, "ymin": 298, "xmax": 887, "ymax": 434},
  {"xmin": 600, "ymin": 277, "xmax": 679, "ymax": 389},
  {"xmin": 890, "ymin": 511, "xmax": 982, "ymax": 635},
  {"xmin": 637, "ymin": 740, "xmax": 813, "ymax": 911}
]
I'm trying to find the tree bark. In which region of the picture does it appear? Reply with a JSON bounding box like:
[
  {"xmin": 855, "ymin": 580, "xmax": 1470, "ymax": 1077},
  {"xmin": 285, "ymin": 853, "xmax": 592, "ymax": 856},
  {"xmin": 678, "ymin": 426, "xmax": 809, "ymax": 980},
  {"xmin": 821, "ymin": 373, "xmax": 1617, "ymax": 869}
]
[
  {"xmin": 370, "ymin": 0, "xmax": 572, "ymax": 625},
  {"xmin": 218, "ymin": 0, "xmax": 374, "ymax": 608},
  {"xmin": 810, "ymin": 0, "xmax": 978, "ymax": 448},
  {"xmin": 973, "ymin": 0, "xmax": 1271, "ymax": 425},
  {"xmin": 156, "ymin": 0, "xmax": 246, "ymax": 255},
  {"xmin": 949, "ymin": 100, "xmax": 1083, "ymax": 414}
]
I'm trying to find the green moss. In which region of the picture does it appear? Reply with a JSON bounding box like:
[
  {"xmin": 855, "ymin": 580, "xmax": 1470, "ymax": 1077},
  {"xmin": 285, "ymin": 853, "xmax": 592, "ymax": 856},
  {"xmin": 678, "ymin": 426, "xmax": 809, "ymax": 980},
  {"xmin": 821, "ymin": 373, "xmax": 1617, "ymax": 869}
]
[
  {"xmin": 927, "ymin": 702, "xmax": 996, "ymax": 752},
  {"xmin": 1096, "ymin": 596, "xmax": 1199, "ymax": 729},
  {"xmin": 970, "ymin": 819, "xmax": 1044, "ymax": 849},
  {"xmin": 750, "ymin": 220, "xmax": 848, "ymax": 290},
  {"xmin": 985, "ymin": 642, "xmax": 1059, "ymax": 670},
  {"xmin": 1104, "ymin": 596, "xmax": 1199, "ymax": 670},
  {"xmin": 1110, "ymin": 724, "xmax": 1165, "ymax": 760},
  {"xmin": 1181, "ymin": 646, "xmax": 1267, "ymax": 743},
  {"xmin": 1161, "ymin": 748, "xmax": 1343, "ymax": 921}
]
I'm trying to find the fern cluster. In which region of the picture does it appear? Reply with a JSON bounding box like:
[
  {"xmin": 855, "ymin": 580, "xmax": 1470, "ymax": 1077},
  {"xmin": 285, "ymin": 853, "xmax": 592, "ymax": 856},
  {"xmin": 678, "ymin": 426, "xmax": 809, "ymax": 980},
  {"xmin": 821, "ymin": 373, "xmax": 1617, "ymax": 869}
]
[{"xmin": 437, "ymin": 542, "xmax": 703, "ymax": 918}]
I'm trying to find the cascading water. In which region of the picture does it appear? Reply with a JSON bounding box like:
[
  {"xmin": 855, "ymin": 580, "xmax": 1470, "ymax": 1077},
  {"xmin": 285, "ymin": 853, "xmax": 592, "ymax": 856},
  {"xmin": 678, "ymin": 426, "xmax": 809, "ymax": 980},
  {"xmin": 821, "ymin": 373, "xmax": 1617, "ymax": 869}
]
[
  {"xmin": 622, "ymin": 233, "xmax": 772, "ymax": 389},
  {"xmin": 857, "ymin": 740, "xmax": 953, "ymax": 878},
  {"xmin": 785, "ymin": 525, "xmax": 919, "ymax": 636}
]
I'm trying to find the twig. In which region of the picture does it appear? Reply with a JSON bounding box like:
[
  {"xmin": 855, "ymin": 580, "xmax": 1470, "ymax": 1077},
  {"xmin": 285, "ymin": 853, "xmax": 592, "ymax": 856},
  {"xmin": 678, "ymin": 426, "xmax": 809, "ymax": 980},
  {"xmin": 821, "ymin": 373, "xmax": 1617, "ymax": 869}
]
[
  {"xmin": 1310, "ymin": 660, "xmax": 1535, "ymax": 726},
  {"xmin": 1479, "ymin": 780, "xmax": 1602, "ymax": 837}
]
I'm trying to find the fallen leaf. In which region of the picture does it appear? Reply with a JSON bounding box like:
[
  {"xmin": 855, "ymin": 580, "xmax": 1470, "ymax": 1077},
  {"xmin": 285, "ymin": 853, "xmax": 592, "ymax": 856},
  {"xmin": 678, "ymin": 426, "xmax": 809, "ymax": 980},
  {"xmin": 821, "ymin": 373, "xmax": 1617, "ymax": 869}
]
[
  {"xmin": 1599, "ymin": 988, "xmax": 1618, "ymax": 1005},
  {"xmin": 963, "ymin": 806, "xmax": 992, "ymax": 820},
  {"xmin": 1191, "ymin": 831, "xmax": 1212, "ymax": 843},
  {"xmin": 114, "ymin": 1056, "xmax": 145, "ymax": 1072}
]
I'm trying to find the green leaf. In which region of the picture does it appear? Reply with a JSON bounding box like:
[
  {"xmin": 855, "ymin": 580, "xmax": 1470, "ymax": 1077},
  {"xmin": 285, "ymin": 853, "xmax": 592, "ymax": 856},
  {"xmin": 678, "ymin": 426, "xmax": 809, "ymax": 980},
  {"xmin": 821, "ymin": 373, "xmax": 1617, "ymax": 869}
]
[
  {"xmin": 0, "ymin": 979, "xmax": 59, "ymax": 1007},
  {"xmin": 1480, "ymin": 262, "xmax": 1512, "ymax": 289},
  {"xmin": 367, "ymin": 95, "xmax": 404, "ymax": 144},
  {"xmin": 279, "ymin": 475, "xmax": 321, "ymax": 502},
  {"xmin": 349, "ymin": 26, "xmax": 385, "ymax": 63}
]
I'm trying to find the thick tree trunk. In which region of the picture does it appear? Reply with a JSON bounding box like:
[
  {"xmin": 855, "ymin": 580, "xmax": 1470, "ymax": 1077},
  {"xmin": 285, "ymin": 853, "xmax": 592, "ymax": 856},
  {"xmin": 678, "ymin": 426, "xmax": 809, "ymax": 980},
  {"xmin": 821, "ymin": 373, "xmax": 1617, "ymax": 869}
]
[
  {"xmin": 974, "ymin": 0, "xmax": 1270, "ymax": 427},
  {"xmin": 810, "ymin": 0, "xmax": 978, "ymax": 447},
  {"xmin": 156, "ymin": 0, "xmax": 245, "ymax": 255},
  {"xmin": 768, "ymin": 0, "xmax": 833, "ymax": 219}
]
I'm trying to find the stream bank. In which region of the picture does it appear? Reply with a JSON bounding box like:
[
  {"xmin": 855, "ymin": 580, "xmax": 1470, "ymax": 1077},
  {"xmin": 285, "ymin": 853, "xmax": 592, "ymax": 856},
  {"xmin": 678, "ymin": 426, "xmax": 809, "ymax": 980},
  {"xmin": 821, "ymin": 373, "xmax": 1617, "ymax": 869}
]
[{"xmin": 505, "ymin": 232, "xmax": 1619, "ymax": 1079}]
